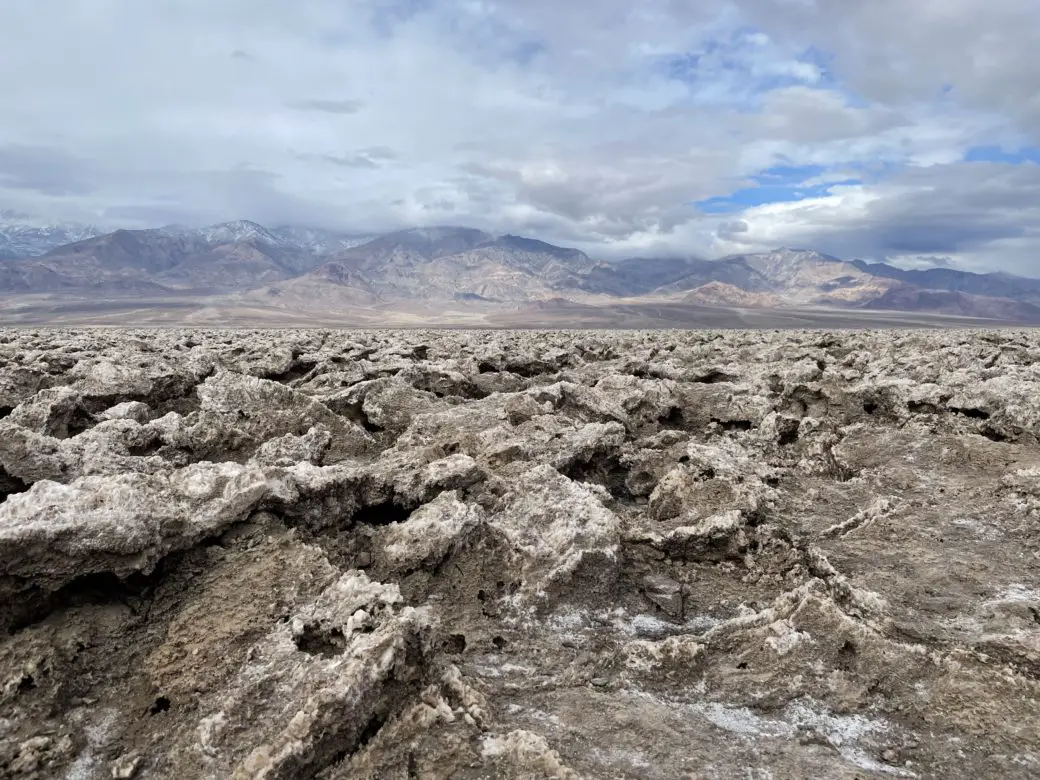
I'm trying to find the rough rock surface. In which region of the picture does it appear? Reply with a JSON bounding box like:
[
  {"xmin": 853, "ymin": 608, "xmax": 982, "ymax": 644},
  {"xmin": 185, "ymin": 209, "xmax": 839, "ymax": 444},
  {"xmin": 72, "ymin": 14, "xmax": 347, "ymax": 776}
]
[{"xmin": 1, "ymin": 328, "xmax": 1039, "ymax": 779}]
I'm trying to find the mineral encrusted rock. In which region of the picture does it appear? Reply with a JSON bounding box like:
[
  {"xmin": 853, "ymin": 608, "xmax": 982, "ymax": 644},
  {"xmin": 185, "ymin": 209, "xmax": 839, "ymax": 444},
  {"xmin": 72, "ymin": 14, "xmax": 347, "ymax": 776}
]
[{"xmin": 1, "ymin": 328, "xmax": 1039, "ymax": 778}]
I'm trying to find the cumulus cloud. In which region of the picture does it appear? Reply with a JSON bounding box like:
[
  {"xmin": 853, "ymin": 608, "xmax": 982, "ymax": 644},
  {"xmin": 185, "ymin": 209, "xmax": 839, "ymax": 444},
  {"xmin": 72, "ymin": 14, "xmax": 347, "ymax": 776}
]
[
  {"xmin": 712, "ymin": 162, "xmax": 1040, "ymax": 275},
  {"xmin": 0, "ymin": 0, "xmax": 1037, "ymax": 272}
]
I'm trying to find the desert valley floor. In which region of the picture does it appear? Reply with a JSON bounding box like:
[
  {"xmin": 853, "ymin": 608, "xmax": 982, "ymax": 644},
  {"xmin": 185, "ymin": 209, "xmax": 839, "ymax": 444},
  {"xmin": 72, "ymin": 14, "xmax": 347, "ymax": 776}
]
[{"xmin": 1, "ymin": 328, "xmax": 1039, "ymax": 778}]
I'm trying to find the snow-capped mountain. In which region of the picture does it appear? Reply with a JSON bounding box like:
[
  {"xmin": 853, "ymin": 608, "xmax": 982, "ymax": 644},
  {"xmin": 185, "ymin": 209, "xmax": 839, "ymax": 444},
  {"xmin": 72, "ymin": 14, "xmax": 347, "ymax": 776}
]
[
  {"xmin": 269, "ymin": 225, "xmax": 377, "ymax": 256},
  {"xmin": 0, "ymin": 210, "xmax": 103, "ymax": 259},
  {"xmin": 159, "ymin": 220, "xmax": 284, "ymax": 246},
  {"xmin": 158, "ymin": 221, "xmax": 376, "ymax": 256}
]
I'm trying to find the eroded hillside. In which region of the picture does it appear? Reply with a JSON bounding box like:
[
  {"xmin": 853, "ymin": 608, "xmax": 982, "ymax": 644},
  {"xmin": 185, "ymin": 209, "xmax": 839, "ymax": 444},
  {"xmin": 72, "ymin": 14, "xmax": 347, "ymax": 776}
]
[{"xmin": 1, "ymin": 329, "xmax": 1038, "ymax": 778}]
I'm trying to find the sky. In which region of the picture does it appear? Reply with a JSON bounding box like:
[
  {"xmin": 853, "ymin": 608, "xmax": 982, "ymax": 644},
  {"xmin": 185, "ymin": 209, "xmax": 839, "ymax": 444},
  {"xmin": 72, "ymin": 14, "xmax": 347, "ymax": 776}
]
[{"xmin": 1, "ymin": 0, "xmax": 1039, "ymax": 274}]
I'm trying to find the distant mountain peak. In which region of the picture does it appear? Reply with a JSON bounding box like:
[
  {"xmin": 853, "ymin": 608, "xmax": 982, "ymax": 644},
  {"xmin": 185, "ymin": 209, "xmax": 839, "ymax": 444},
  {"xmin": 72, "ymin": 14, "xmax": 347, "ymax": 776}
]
[
  {"xmin": 404, "ymin": 225, "xmax": 491, "ymax": 241},
  {"xmin": 155, "ymin": 220, "xmax": 285, "ymax": 246},
  {"xmin": 199, "ymin": 220, "xmax": 283, "ymax": 245},
  {"xmin": 759, "ymin": 247, "xmax": 839, "ymax": 262},
  {"xmin": 0, "ymin": 212, "xmax": 103, "ymax": 259}
]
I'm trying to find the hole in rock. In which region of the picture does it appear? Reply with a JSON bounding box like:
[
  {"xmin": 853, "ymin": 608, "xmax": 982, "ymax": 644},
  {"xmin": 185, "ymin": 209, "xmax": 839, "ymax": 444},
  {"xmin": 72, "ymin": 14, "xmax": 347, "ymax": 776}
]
[
  {"xmin": 502, "ymin": 362, "xmax": 547, "ymax": 379},
  {"xmin": 150, "ymin": 384, "xmax": 202, "ymax": 417},
  {"xmin": 659, "ymin": 407, "xmax": 685, "ymax": 430},
  {"xmin": 327, "ymin": 712, "xmax": 389, "ymax": 767},
  {"xmin": 0, "ymin": 406, "xmax": 12, "ymax": 420},
  {"xmin": 7, "ymin": 568, "xmax": 163, "ymax": 635},
  {"xmin": 65, "ymin": 407, "xmax": 96, "ymax": 438},
  {"xmin": 559, "ymin": 453, "xmax": 632, "ymax": 499},
  {"xmin": 17, "ymin": 674, "xmax": 36, "ymax": 693},
  {"xmin": 268, "ymin": 360, "xmax": 318, "ymax": 384},
  {"xmin": 981, "ymin": 427, "xmax": 1011, "ymax": 443},
  {"xmin": 351, "ymin": 500, "xmax": 413, "ymax": 527},
  {"xmin": 295, "ymin": 625, "xmax": 348, "ymax": 657},
  {"xmin": 359, "ymin": 713, "xmax": 388, "ymax": 749},
  {"xmin": 477, "ymin": 361, "xmax": 499, "ymax": 374},
  {"xmin": 736, "ymin": 661, "xmax": 749, "ymax": 670},
  {"xmin": 360, "ymin": 417, "xmax": 384, "ymax": 434},
  {"xmin": 444, "ymin": 634, "xmax": 467, "ymax": 654},
  {"xmin": 838, "ymin": 640, "xmax": 857, "ymax": 670},
  {"xmin": 951, "ymin": 407, "xmax": 990, "ymax": 420},
  {"xmin": 492, "ymin": 636, "xmax": 507, "ymax": 649},
  {"xmin": 862, "ymin": 401, "xmax": 879, "ymax": 415},
  {"xmin": 777, "ymin": 419, "xmax": 800, "ymax": 447},
  {"xmin": 150, "ymin": 696, "xmax": 171, "ymax": 715},
  {"xmin": 693, "ymin": 370, "xmax": 737, "ymax": 384},
  {"xmin": 127, "ymin": 439, "xmax": 163, "ymax": 457},
  {"xmin": 0, "ymin": 467, "xmax": 30, "ymax": 503}
]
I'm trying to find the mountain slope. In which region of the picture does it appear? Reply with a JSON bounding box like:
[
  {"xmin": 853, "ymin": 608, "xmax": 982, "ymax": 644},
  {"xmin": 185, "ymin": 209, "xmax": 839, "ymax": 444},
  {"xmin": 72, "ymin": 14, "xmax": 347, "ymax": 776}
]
[
  {"xmin": 851, "ymin": 260, "xmax": 1040, "ymax": 305},
  {"xmin": 656, "ymin": 249, "xmax": 898, "ymax": 303},
  {"xmin": 269, "ymin": 225, "xmax": 377, "ymax": 256},
  {"xmin": 299, "ymin": 227, "xmax": 602, "ymax": 302},
  {"xmin": 0, "ymin": 211, "xmax": 102, "ymax": 259},
  {"xmin": 577, "ymin": 257, "xmax": 718, "ymax": 296},
  {"xmin": 862, "ymin": 287, "xmax": 1040, "ymax": 321},
  {"xmin": 619, "ymin": 248, "xmax": 1039, "ymax": 321},
  {"xmin": 0, "ymin": 223, "xmax": 325, "ymax": 294}
]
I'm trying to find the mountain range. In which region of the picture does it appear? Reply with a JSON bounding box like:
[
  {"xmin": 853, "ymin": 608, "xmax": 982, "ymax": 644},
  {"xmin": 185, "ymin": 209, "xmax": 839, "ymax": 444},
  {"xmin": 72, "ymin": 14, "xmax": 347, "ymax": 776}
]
[
  {"xmin": 1, "ymin": 215, "xmax": 1038, "ymax": 325},
  {"xmin": 0, "ymin": 210, "xmax": 103, "ymax": 259}
]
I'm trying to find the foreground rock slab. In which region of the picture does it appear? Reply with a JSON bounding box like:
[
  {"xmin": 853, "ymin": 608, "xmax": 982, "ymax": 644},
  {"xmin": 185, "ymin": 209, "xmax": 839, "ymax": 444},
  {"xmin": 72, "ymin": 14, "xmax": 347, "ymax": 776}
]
[{"xmin": 1, "ymin": 328, "xmax": 1039, "ymax": 779}]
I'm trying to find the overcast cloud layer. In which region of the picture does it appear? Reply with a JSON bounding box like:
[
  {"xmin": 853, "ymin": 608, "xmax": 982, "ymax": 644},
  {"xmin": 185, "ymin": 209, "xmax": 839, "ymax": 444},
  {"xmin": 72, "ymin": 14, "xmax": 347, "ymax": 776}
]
[{"xmin": 1, "ymin": 0, "xmax": 1038, "ymax": 273}]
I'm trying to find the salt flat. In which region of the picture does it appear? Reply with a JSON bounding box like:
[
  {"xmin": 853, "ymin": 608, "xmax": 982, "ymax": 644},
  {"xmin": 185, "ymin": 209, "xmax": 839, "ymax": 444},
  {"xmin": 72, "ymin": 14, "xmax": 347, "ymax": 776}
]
[{"xmin": 1, "ymin": 329, "xmax": 1039, "ymax": 778}]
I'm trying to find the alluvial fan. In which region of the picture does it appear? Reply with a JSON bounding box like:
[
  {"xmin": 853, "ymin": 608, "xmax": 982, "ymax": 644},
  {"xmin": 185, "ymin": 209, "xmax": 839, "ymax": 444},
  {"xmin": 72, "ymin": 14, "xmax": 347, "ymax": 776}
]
[{"xmin": 1, "ymin": 328, "xmax": 1039, "ymax": 779}]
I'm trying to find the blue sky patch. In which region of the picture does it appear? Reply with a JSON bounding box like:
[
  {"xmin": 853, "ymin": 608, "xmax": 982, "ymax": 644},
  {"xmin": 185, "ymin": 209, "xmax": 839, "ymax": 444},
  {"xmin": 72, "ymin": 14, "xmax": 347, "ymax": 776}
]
[
  {"xmin": 964, "ymin": 145, "xmax": 1040, "ymax": 165},
  {"xmin": 694, "ymin": 178, "xmax": 862, "ymax": 214},
  {"xmin": 797, "ymin": 46, "xmax": 835, "ymax": 85}
]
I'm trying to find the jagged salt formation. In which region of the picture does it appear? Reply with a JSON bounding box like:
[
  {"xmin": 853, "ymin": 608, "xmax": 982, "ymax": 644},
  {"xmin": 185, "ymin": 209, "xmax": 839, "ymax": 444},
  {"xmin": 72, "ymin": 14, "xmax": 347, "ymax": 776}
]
[{"xmin": 1, "ymin": 328, "xmax": 1039, "ymax": 779}]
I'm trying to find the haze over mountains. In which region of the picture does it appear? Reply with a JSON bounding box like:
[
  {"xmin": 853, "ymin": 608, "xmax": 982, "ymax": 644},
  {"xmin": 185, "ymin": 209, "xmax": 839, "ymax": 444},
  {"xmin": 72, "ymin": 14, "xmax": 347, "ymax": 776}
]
[
  {"xmin": 1, "ymin": 215, "xmax": 1039, "ymax": 326},
  {"xmin": 0, "ymin": 211, "xmax": 103, "ymax": 260}
]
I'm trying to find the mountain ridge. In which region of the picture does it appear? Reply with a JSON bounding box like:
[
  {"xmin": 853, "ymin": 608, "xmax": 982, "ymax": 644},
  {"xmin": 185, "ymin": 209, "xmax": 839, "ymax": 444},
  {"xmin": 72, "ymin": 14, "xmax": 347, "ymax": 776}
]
[
  {"xmin": 0, "ymin": 218, "xmax": 1037, "ymax": 323},
  {"xmin": 0, "ymin": 211, "xmax": 103, "ymax": 259}
]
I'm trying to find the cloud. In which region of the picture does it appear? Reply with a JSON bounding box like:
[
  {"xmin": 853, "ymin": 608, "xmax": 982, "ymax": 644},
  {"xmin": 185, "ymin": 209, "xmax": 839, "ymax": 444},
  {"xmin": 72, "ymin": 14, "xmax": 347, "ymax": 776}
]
[
  {"xmin": 298, "ymin": 152, "xmax": 388, "ymax": 169},
  {"xmin": 0, "ymin": 145, "xmax": 96, "ymax": 197},
  {"xmin": 717, "ymin": 219, "xmax": 749, "ymax": 240},
  {"xmin": 710, "ymin": 161, "xmax": 1040, "ymax": 275},
  {"xmin": 286, "ymin": 98, "xmax": 365, "ymax": 114},
  {"xmin": 0, "ymin": 0, "xmax": 1036, "ymax": 273}
]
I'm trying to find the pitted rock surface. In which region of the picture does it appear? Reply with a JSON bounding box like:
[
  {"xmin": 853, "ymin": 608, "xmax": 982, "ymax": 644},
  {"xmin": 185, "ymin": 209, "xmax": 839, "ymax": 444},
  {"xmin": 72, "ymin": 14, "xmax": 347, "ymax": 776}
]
[{"xmin": 1, "ymin": 328, "xmax": 1039, "ymax": 779}]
